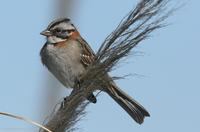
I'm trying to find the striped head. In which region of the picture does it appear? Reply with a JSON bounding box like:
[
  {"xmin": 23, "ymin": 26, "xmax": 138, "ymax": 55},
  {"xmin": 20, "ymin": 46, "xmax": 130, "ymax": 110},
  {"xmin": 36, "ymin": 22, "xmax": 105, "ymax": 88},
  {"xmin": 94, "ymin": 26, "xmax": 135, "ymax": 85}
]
[{"xmin": 40, "ymin": 18, "xmax": 77, "ymax": 44}]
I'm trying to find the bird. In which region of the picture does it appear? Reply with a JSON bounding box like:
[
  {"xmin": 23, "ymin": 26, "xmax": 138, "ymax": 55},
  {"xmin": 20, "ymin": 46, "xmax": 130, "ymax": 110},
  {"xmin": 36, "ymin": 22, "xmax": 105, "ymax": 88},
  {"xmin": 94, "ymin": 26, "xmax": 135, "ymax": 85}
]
[{"xmin": 40, "ymin": 18, "xmax": 150, "ymax": 124}]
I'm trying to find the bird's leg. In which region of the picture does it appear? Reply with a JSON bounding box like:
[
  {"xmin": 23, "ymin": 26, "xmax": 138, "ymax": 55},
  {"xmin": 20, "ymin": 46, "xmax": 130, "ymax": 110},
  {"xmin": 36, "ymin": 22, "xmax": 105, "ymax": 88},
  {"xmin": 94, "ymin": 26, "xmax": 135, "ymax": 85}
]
[
  {"xmin": 74, "ymin": 78, "xmax": 82, "ymax": 89},
  {"xmin": 61, "ymin": 79, "xmax": 82, "ymax": 108},
  {"xmin": 70, "ymin": 78, "xmax": 82, "ymax": 97},
  {"xmin": 61, "ymin": 97, "xmax": 67, "ymax": 109},
  {"xmin": 87, "ymin": 93, "xmax": 97, "ymax": 103},
  {"xmin": 75, "ymin": 78, "xmax": 97, "ymax": 103}
]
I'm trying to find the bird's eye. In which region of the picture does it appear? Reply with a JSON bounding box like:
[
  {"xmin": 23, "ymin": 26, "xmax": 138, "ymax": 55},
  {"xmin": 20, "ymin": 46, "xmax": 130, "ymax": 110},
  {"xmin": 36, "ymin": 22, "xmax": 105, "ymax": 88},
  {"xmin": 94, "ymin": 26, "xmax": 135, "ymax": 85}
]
[{"xmin": 55, "ymin": 28, "xmax": 62, "ymax": 33}]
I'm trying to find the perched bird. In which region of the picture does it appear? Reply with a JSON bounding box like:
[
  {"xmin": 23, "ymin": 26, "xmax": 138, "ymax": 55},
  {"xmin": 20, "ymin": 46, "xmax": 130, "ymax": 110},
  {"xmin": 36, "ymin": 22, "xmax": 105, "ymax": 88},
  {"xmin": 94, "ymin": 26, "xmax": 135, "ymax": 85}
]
[{"xmin": 40, "ymin": 18, "xmax": 150, "ymax": 124}]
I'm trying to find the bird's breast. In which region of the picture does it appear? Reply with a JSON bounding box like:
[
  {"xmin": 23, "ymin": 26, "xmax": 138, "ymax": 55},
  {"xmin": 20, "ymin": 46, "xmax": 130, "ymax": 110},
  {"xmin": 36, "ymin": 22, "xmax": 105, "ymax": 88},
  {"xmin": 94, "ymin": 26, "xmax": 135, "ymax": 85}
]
[{"xmin": 40, "ymin": 40, "xmax": 85, "ymax": 88}]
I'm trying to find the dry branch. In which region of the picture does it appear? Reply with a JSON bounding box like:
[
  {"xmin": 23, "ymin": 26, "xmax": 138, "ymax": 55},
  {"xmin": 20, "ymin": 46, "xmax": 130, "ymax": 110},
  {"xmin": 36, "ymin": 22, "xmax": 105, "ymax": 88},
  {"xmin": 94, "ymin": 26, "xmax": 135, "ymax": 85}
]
[
  {"xmin": 0, "ymin": 112, "xmax": 52, "ymax": 132},
  {"xmin": 40, "ymin": 0, "xmax": 174, "ymax": 132}
]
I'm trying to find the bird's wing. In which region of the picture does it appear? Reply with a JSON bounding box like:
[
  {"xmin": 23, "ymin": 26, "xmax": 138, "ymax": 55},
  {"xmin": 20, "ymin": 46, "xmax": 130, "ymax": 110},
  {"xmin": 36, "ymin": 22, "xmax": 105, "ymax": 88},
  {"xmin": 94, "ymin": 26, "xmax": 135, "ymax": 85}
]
[{"xmin": 76, "ymin": 37, "xmax": 96, "ymax": 67}]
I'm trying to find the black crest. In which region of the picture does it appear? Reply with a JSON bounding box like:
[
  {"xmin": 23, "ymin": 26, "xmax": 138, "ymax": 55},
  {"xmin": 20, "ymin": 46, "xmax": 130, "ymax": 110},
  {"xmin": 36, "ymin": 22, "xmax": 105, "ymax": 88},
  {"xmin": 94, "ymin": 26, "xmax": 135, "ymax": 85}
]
[{"xmin": 47, "ymin": 18, "xmax": 70, "ymax": 30}]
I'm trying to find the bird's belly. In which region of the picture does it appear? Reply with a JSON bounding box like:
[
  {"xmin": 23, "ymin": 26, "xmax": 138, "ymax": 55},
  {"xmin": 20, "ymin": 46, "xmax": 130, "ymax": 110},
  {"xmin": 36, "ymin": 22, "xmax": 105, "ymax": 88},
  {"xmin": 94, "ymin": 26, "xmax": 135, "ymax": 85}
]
[
  {"xmin": 49, "ymin": 56, "xmax": 83, "ymax": 88},
  {"xmin": 42, "ymin": 44, "xmax": 85, "ymax": 88}
]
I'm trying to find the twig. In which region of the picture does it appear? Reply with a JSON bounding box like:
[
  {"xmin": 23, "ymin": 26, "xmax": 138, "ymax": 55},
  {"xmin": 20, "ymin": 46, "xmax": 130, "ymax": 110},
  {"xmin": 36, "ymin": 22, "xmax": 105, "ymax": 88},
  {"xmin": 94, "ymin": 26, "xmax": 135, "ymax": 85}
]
[{"xmin": 0, "ymin": 112, "xmax": 52, "ymax": 132}]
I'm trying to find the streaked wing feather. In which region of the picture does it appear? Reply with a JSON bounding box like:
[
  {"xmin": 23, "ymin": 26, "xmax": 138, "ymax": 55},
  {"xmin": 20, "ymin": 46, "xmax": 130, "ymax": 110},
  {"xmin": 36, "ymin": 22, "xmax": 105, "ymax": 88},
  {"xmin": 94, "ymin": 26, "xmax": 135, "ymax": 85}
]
[{"xmin": 76, "ymin": 37, "xmax": 96, "ymax": 67}]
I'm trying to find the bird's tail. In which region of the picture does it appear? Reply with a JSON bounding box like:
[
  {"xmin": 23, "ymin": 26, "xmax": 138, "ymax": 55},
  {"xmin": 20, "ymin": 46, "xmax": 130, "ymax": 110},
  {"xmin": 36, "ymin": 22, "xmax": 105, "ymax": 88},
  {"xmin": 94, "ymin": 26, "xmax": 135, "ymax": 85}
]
[{"xmin": 106, "ymin": 83, "xmax": 150, "ymax": 124}]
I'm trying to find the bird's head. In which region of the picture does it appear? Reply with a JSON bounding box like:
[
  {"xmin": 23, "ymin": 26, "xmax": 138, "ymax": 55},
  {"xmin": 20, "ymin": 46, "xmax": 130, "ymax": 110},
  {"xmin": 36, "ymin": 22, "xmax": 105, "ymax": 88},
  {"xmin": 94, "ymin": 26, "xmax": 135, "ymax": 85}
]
[{"xmin": 41, "ymin": 18, "xmax": 78, "ymax": 44}]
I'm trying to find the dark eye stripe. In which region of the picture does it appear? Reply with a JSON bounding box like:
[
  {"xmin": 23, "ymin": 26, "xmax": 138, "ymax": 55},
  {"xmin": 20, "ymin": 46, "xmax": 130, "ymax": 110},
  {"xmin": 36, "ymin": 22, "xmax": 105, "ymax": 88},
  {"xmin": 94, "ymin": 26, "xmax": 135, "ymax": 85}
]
[
  {"xmin": 51, "ymin": 28, "xmax": 76, "ymax": 39},
  {"xmin": 55, "ymin": 28, "xmax": 62, "ymax": 33},
  {"xmin": 67, "ymin": 29, "xmax": 75, "ymax": 33},
  {"xmin": 52, "ymin": 29, "xmax": 75, "ymax": 34}
]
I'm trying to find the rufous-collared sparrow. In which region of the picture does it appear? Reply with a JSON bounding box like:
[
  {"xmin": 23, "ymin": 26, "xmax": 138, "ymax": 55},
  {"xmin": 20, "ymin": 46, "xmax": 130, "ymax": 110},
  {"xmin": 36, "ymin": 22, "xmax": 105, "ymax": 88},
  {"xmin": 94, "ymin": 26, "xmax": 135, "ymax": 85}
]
[{"xmin": 40, "ymin": 18, "xmax": 150, "ymax": 124}]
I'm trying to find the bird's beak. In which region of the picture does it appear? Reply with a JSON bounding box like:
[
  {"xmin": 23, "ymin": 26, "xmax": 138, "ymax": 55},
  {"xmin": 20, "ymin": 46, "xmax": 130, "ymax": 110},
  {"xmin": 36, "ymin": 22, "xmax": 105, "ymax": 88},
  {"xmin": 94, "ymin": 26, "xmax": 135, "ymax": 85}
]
[{"xmin": 40, "ymin": 30, "xmax": 52, "ymax": 36}]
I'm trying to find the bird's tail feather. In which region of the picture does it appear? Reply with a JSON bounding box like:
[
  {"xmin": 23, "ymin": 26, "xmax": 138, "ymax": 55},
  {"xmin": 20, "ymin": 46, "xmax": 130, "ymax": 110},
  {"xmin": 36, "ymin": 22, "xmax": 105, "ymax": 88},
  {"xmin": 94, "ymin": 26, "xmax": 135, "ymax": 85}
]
[{"xmin": 106, "ymin": 83, "xmax": 150, "ymax": 124}]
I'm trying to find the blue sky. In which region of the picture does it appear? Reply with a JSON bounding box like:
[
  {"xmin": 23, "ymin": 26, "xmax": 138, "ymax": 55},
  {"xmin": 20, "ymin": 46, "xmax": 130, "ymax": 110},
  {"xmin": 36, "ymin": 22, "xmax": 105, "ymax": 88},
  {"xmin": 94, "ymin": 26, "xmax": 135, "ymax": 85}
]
[{"xmin": 0, "ymin": 0, "xmax": 199, "ymax": 132}]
